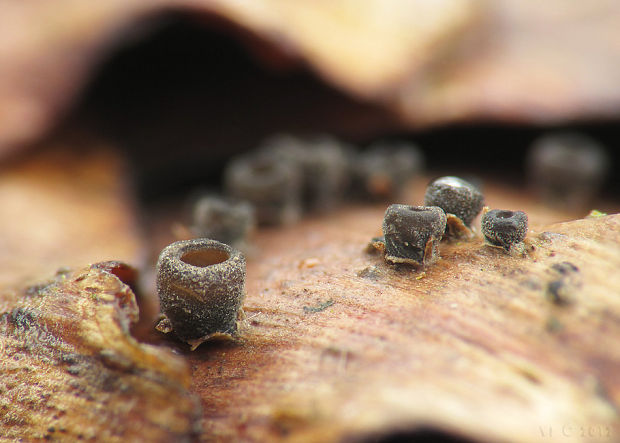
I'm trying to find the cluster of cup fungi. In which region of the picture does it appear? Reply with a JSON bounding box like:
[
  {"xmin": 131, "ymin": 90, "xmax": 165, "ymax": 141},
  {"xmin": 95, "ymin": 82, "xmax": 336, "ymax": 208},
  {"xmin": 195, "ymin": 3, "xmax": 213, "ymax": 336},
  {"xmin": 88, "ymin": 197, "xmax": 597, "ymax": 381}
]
[
  {"xmin": 156, "ymin": 134, "xmax": 425, "ymax": 348},
  {"xmin": 155, "ymin": 131, "xmax": 610, "ymax": 348},
  {"xmin": 187, "ymin": 134, "xmax": 425, "ymax": 248},
  {"xmin": 376, "ymin": 176, "xmax": 529, "ymax": 269}
]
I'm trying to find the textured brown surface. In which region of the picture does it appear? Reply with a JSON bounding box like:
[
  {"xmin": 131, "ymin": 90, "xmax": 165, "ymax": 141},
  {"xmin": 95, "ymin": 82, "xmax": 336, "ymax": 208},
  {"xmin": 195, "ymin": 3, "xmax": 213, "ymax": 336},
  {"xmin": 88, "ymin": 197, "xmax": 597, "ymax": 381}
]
[
  {"xmin": 2, "ymin": 1, "xmax": 620, "ymax": 154},
  {"xmin": 0, "ymin": 262, "xmax": 201, "ymax": 442},
  {"xmin": 179, "ymin": 201, "xmax": 620, "ymax": 442},
  {"xmin": 0, "ymin": 138, "xmax": 619, "ymax": 441}
]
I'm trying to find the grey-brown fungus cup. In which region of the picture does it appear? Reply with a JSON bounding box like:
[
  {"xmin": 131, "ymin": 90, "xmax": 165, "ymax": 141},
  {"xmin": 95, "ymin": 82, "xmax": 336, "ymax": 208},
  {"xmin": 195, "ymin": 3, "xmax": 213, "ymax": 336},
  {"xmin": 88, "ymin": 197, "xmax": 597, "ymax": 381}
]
[
  {"xmin": 354, "ymin": 141, "xmax": 425, "ymax": 201},
  {"xmin": 224, "ymin": 150, "xmax": 302, "ymax": 226},
  {"xmin": 156, "ymin": 238, "xmax": 246, "ymax": 350},
  {"xmin": 527, "ymin": 132, "xmax": 609, "ymax": 209},
  {"xmin": 191, "ymin": 195, "xmax": 255, "ymax": 248},
  {"xmin": 481, "ymin": 209, "xmax": 528, "ymax": 252},
  {"xmin": 424, "ymin": 176, "xmax": 484, "ymax": 228},
  {"xmin": 382, "ymin": 204, "xmax": 447, "ymax": 267}
]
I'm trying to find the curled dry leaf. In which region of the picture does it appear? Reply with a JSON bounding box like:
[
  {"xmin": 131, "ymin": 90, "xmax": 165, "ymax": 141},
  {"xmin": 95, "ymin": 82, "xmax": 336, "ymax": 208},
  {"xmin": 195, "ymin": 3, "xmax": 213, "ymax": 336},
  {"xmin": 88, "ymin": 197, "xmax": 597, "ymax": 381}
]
[
  {"xmin": 0, "ymin": 262, "xmax": 201, "ymax": 442},
  {"xmin": 2, "ymin": 1, "xmax": 620, "ymax": 153},
  {"xmin": 190, "ymin": 212, "xmax": 620, "ymax": 441},
  {"xmin": 1, "ymin": 152, "xmax": 619, "ymax": 441},
  {"xmin": 0, "ymin": 0, "xmax": 478, "ymax": 155}
]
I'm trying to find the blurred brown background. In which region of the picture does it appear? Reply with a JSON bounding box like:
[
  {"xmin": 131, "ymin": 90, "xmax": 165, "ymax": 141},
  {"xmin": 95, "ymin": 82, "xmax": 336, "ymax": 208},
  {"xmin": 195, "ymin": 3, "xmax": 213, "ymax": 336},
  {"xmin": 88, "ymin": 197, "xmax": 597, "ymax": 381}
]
[{"xmin": 0, "ymin": 1, "xmax": 619, "ymax": 202}]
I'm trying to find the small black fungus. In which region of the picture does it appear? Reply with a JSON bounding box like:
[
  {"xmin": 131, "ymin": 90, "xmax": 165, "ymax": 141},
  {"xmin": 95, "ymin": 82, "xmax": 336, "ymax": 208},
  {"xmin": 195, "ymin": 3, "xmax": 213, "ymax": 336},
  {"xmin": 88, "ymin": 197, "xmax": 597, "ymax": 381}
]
[
  {"xmin": 224, "ymin": 150, "xmax": 302, "ymax": 225},
  {"xmin": 481, "ymin": 209, "xmax": 528, "ymax": 251},
  {"xmin": 546, "ymin": 280, "xmax": 573, "ymax": 306},
  {"xmin": 545, "ymin": 261, "xmax": 580, "ymax": 306},
  {"xmin": 527, "ymin": 132, "xmax": 609, "ymax": 209},
  {"xmin": 299, "ymin": 136, "xmax": 352, "ymax": 212},
  {"xmin": 257, "ymin": 133, "xmax": 307, "ymax": 166},
  {"xmin": 191, "ymin": 195, "xmax": 255, "ymax": 247},
  {"xmin": 424, "ymin": 176, "xmax": 484, "ymax": 228},
  {"xmin": 156, "ymin": 238, "xmax": 246, "ymax": 350},
  {"xmin": 353, "ymin": 141, "xmax": 424, "ymax": 201},
  {"xmin": 382, "ymin": 204, "xmax": 446, "ymax": 267},
  {"xmin": 550, "ymin": 261, "xmax": 579, "ymax": 276},
  {"xmin": 258, "ymin": 134, "xmax": 352, "ymax": 212}
]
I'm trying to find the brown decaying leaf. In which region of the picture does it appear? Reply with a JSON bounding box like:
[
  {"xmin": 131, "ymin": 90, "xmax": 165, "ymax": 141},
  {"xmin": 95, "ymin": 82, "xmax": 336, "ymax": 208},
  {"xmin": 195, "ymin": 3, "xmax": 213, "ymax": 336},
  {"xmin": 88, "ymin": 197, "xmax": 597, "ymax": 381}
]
[
  {"xmin": 0, "ymin": 156, "xmax": 619, "ymax": 440},
  {"xmin": 0, "ymin": 261, "xmax": 201, "ymax": 442},
  {"xmin": 0, "ymin": 0, "xmax": 478, "ymax": 156},
  {"xmin": 396, "ymin": 1, "xmax": 620, "ymax": 126},
  {"xmin": 0, "ymin": 133, "xmax": 618, "ymax": 440},
  {"xmin": 174, "ymin": 205, "xmax": 620, "ymax": 442},
  {"xmin": 2, "ymin": 1, "xmax": 620, "ymax": 154}
]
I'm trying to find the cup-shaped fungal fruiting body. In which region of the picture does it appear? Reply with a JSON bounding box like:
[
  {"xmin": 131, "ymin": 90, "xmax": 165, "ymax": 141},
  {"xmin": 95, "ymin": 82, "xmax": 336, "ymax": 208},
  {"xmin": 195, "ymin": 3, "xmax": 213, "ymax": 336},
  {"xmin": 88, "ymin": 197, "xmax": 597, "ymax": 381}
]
[
  {"xmin": 299, "ymin": 135, "xmax": 352, "ymax": 212},
  {"xmin": 527, "ymin": 133, "xmax": 609, "ymax": 209},
  {"xmin": 382, "ymin": 204, "xmax": 447, "ymax": 267},
  {"xmin": 156, "ymin": 239, "xmax": 246, "ymax": 350},
  {"xmin": 424, "ymin": 176, "xmax": 484, "ymax": 228},
  {"xmin": 259, "ymin": 134, "xmax": 353, "ymax": 213},
  {"xmin": 354, "ymin": 141, "xmax": 424, "ymax": 201},
  {"xmin": 481, "ymin": 209, "xmax": 528, "ymax": 251},
  {"xmin": 224, "ymin": 151, "xmax": 302, "ymax": 226},
  {"xmin": 191, "ymin": 195, "xmax": 255, "ymax": 248},
  {"xmin": 254, "ymin": 134, "xmax": 307, "ymax": 186}
]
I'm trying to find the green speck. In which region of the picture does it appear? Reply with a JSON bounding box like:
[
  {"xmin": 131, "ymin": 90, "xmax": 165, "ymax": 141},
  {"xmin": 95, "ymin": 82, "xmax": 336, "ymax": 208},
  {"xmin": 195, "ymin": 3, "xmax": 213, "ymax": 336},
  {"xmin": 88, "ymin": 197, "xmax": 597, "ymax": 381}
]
[
  {"xmin": 587, "ymin": 209, "xmax": 607, "ymax": 218},
  {"xmin": 303, "ymin": 299, "xmax": 334, "ymax": 313}
]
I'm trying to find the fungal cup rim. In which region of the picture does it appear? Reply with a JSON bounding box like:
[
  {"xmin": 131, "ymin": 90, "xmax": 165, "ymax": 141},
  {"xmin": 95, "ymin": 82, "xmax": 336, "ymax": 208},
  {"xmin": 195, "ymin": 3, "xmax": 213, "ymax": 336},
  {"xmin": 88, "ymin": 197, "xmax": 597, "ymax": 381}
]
[{"xmin": 180, "ymin": 248, "xmax": 230, "ymax": 268}]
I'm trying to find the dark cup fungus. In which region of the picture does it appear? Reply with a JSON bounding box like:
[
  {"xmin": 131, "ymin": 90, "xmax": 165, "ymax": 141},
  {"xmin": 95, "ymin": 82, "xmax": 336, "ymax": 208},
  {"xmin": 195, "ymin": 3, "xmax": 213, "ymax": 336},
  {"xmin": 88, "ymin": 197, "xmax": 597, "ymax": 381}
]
[
  {"xmin": 424, "ymin": 176, "xmax": 484, "ymax": 228},
  {"xmin": 481, "ymin": 209, "xmax": 528, "ymax": 251},
  {"xmin": 224, "ymin": 151, "xmax": 302, "ymax": 225},
  {"xmin": 260, "ymin": 134, "xmax": 353, "ymax": 212},
  {"xmin": 191, "ymin": 195, "xmax": 255, "ymax": 247},
  {"xmin": 353, "ymin": 142, "xmax": 424, "ymax": 201},
  {"xmin": 156, "ymin": 238, "xmax": 246, "ymax": 350},
  {"xmin": 299, "ymin": 136, "xmax": 352, "ymax": 212},
  {"xmin": 527, "ymin": 132, "xmax": 609, "ymax": 209},
  {"xmin": 382, "ymin": 204, "xmax": 447, "ymax": 267}
]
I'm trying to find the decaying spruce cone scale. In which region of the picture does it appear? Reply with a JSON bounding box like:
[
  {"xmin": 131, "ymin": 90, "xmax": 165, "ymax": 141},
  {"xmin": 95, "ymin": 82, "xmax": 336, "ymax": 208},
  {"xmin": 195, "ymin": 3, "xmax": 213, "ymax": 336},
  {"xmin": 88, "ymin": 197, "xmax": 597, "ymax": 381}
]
[{"xmin": 156, "ymin": 238, "xmax": 246, "ymax": 350}]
